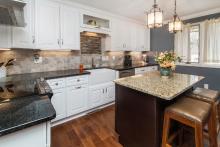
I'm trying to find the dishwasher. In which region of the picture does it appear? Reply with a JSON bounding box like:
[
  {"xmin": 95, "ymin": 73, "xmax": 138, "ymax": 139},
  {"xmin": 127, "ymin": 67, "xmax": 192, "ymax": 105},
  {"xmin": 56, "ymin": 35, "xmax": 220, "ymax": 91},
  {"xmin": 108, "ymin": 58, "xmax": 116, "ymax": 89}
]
[{"xmin": 119, "ymin": 69, "xmax": 135, "ymax": 78}]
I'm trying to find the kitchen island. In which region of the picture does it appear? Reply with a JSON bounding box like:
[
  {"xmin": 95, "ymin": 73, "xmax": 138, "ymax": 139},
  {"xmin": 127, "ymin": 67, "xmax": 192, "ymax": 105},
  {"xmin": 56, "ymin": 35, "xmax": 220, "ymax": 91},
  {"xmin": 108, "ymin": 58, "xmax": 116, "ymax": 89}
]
[{"xmin": 114, "ymin": 71, "xmax": 204, "ymax": 147}]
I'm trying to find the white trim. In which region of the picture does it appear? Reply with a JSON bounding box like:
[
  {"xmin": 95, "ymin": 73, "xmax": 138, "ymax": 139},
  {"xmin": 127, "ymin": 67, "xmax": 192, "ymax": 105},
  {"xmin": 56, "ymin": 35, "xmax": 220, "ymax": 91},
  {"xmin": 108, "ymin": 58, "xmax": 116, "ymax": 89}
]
[
  {"xmin": 177, "ymin": 63, "xmax": 220, "ymax": 69},
  {"xmin": 181, "ymin": 8, "xmax": 220, "ymax": 21},
  {"xmin": 51, "ymin": 102, "xmax": 115, "ymax": 127},
  {"xmin": 164, "ymin": 8, "xmax": 220, "ymax": 23}
]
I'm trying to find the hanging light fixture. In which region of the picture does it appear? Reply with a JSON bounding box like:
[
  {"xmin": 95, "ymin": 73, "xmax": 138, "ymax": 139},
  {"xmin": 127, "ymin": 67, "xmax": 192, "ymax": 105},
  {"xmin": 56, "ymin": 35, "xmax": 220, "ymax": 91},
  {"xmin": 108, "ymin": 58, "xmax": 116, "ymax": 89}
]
[
  {"xmin": 168, "ymin": 0, "xmax": 183, "ymax": 33},
  {"xmin": 146, "ymin": 0, "xmax": 163, "ymax": 28}
]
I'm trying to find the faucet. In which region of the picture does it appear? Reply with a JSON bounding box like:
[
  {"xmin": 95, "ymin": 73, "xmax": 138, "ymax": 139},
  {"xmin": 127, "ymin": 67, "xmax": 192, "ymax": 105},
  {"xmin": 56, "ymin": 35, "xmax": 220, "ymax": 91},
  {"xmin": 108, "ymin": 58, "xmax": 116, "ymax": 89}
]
[{"xmin": 91, "ymin": 57, "xmax": 95, "ymax": 68}]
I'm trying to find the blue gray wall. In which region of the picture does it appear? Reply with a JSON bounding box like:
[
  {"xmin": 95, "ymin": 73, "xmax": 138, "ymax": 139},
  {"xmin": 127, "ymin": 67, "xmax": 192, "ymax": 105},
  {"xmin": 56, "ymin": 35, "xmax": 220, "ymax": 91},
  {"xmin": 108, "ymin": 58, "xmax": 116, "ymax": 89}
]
[
  {"xmin": 150, "ymin": 13, "xmax": 220, "ymax": 91},
  {"xmin": 150, "ymin": 25, "xmax": 174, "ymax": 52},
  {"xmin": 175, "ymin": 66, "xmax": 220, "ymax": 91}
]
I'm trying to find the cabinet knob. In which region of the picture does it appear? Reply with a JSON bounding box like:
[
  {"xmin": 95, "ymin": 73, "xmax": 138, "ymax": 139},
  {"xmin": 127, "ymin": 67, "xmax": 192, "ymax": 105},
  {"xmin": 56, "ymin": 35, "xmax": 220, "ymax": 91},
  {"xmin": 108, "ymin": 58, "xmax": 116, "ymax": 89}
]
[
  {"xmin": 55, "ymin": 83, "xmax": 58, "ymax": 86},
  {"xmin": 76, "ymin": 86, "xmax": 81, "ymax": 89},
  {"xmin": 77, "ymin": 79, "xmax": 80, "ymax": 82},
  {"xmin": 57, "ymin": 39, "xmax": 60, "ymax": 45}
]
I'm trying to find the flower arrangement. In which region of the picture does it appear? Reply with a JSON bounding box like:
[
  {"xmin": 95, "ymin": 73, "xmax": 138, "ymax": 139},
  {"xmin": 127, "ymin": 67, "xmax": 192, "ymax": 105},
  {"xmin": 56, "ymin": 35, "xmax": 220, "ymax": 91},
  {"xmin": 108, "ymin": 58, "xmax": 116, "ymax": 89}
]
[{"xmin": 155, "ymin": 51, "xmax": 181, "ymax": 76}]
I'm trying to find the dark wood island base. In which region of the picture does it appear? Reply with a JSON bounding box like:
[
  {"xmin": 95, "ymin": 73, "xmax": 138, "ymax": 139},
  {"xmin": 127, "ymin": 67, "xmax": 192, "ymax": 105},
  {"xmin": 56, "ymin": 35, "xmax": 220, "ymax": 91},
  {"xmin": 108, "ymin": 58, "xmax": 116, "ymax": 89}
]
[{"xmin": 115, "ymin": 84, "xmax": 189, "ymax": 147}]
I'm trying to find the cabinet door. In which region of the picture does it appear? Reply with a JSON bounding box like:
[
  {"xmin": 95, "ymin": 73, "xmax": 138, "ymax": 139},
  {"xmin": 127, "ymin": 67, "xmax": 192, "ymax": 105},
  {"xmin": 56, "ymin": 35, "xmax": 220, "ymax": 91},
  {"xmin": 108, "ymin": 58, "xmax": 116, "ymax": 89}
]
[
  {"xmin": 105, "ymin": 83, "xmax": 115, "ymax": 103},
  {"xmin": 88, "ymin": 86, "xmax": 104, "ymax": 109},
  {"xmin": 145, "ymin": 28, "xmax": 150, "ymax": 51},
  {"xmin": 12, "ymin": 0, "xmax": 35, "ymax": 49},
  {"xmin": 111, "ymin": 19, "xmax": 124, "ymax": 51},
  {"xmin": 0, "ymin": 25, "xmax": 11, "ymax": 48},
  {"xmin": 60, "ymin": 5, "xmax": 80, "ymax": 50},
  {"xmin": 66, "ymin": 85, "xmax": 88, "ymax": 116},
  {"xmin": 51, "ymin": 88, "xmax": 66, "ymax": 122},
  {"xmin": 35, "ymin": 0, "xmax": 60, "ymax": 49}
]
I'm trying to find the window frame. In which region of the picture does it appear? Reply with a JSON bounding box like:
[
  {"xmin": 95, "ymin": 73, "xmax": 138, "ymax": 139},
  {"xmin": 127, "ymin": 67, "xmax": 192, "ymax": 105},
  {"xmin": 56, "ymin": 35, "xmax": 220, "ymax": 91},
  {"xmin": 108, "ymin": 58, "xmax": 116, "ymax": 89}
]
[{"xmin": 188, "ymin": 24, "xmax": 201, "ymax": 64}]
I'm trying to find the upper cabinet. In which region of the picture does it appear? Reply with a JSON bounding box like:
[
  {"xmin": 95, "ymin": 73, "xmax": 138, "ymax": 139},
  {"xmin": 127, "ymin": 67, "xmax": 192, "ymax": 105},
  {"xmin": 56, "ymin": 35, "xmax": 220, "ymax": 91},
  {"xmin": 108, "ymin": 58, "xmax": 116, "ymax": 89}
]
[
  {"xmin": 80, "ymin": 11, "xmax": 111, "ymax": 34},
  {"xmin": 109, "ymin": 18, "xmax": 150, "ymax": 51},
  {"xmin": 35, "ymin": 0, "xmax": 60, "ymax": 49},
  {"xmin": 0, "ymin": 25, "xmax": 11, "ymax": 49},
  {"xmin": 9, "ymin": 0, "xmax": 149, "ymax": 51},
  {"xmin": 35, "ymin": 0, "xmax": 80, "ymax": 50},
  {"xmin": 12, "ymin": 0, "xmax": 35, "ymax": 49},
  {"xmin": 60, "ymin": 5, "xmax": 80, "ymax": 50},
  {"xmin": 12, "ymin": 0, "xmax": 80, "ymax": 50}
]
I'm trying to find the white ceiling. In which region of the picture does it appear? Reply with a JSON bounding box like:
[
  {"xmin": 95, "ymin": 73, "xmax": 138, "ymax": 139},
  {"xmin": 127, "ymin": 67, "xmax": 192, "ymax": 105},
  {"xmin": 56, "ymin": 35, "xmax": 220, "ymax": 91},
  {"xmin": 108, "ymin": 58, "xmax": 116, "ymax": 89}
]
[{"xmin": 72, "ymin": 0, "xmax": 220, "ymax": 22}]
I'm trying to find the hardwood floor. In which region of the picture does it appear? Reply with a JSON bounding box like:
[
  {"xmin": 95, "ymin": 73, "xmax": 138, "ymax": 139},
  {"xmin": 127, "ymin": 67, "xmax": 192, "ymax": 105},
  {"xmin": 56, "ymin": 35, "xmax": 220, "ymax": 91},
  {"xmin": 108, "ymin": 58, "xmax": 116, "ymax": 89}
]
[
  {"xmin": 51, "ymin": 105, "xmax": 220, "ymax": 147},
  {"xmin": 51, "ymin": 105, "xmax": 122, "ymax": 147}
]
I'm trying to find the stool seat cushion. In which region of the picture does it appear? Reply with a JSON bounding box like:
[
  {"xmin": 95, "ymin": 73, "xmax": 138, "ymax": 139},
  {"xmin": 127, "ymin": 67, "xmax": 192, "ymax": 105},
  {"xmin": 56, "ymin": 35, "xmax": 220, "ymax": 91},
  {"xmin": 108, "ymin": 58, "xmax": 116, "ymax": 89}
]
[
  {"xmin": 187, "ymin": 88, "xmax": 219, "ymax": 103},
  {"xmin": 166, "ymin": 97, "xmax": 211, "ymax": 123}
]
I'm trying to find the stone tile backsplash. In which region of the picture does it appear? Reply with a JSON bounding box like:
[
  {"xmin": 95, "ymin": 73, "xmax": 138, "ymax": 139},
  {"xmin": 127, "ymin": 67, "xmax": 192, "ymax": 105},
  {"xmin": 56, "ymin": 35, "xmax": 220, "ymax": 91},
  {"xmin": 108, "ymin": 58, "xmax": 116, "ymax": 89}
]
[{"xmin": 0, "ymin": 49, "xmax": 147, "ymax": 75}]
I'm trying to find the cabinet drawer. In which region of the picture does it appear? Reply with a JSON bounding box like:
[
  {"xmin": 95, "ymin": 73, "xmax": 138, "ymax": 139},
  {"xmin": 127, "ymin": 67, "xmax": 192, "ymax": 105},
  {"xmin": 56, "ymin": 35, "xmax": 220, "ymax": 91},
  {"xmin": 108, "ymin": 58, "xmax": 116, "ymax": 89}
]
[
  {"xmin": 66, "ymin": 75, "xmax": 88, "ymax": 86},
  {"xmin": 47, "ymin": 78, "xmax": 66, "ymax": 90},
  {"xmin": 147, "ymin": 66, "xmax": 158, "ymax": 71},
  {"xmin": 135, "ymin": 67, "xmax": 147, "ymax": 74}
]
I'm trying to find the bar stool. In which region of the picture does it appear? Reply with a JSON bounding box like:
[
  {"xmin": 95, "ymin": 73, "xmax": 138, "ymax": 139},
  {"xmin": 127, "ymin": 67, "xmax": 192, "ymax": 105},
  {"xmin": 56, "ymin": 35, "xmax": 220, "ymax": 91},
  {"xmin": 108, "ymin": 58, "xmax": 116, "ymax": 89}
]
[
  {"xmin": 187, "ymin": 88, "xmax": 220, "ymax": 144},
  {"xmin": 162, "ymin": 97, "xmax": 216, "ymax": 147}
]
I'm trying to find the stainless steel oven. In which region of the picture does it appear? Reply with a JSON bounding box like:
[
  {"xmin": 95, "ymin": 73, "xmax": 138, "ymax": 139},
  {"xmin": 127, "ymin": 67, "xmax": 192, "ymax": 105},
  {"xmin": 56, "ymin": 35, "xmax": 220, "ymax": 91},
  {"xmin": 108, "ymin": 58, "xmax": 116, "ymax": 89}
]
[{"xmin": 119, "ymin": 69, "xmax": 135, "ymax": 78}]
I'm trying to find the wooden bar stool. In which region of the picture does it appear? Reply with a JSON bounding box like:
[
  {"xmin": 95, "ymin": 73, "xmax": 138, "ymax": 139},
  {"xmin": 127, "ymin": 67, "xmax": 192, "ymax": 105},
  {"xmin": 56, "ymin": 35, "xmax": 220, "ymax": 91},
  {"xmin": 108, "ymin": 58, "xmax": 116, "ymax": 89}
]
[
  {"xmin": 187, "ymin": 87, "xmax": 220, "ymax": 145},
  {"xmin": 162, "ymin": 97, "xmax": 216, "ymax": 147}
]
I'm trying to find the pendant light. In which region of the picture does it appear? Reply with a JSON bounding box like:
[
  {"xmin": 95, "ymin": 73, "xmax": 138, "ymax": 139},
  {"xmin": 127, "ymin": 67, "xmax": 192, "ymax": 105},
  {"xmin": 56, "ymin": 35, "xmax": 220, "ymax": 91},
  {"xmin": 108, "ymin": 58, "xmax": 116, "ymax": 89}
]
[
  {"xmin": 168, "ymin": 0, "xmax": 183, "ymax": 33},
  {"xmin": 146, "ymin": 0, "xmax": 163, "ymax": 28}
]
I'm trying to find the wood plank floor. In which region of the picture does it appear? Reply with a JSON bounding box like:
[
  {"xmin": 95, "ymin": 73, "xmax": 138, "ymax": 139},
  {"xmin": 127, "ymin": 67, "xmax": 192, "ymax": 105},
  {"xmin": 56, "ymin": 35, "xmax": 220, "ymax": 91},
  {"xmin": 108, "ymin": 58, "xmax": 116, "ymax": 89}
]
[
  {"xmin": 51, "ymin": 105, "xmax": 220, "ymax": 147},
  {"xmin": 51, "ymin": 105, "xmax": 122, "ymax": 147}
]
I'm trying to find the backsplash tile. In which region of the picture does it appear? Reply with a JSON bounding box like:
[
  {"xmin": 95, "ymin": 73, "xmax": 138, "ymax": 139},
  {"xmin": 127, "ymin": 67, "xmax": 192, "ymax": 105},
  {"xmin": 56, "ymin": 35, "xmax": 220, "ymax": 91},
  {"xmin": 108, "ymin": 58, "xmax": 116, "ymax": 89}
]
[{"xmin": 0, "ymin": 49, "xmax": 148, "ymax": 75}]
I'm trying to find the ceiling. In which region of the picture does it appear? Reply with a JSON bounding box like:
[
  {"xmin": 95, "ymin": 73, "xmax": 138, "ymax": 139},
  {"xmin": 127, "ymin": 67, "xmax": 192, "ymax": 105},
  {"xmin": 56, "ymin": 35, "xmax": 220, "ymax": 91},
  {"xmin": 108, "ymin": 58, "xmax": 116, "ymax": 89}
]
[{"xmin": 72, "ymin": 0, "xmax": 220, "ymax": 22}]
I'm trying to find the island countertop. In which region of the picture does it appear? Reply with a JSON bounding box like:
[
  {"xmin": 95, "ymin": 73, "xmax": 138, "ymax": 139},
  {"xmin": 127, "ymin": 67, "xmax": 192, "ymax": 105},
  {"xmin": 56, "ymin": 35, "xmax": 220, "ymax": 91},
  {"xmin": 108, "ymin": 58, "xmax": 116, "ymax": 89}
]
[{"xmin": 114, "ymin": 71, "xmax": 204, "ymax": 100}]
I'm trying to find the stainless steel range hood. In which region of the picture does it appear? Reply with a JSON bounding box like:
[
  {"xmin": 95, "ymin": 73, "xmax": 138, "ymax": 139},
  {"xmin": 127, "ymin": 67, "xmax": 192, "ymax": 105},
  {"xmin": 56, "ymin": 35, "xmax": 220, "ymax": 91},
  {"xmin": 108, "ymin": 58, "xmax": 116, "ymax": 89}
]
[{"xmin": 0, "ymin": 0, "xmax": 26, "ymax": 27}]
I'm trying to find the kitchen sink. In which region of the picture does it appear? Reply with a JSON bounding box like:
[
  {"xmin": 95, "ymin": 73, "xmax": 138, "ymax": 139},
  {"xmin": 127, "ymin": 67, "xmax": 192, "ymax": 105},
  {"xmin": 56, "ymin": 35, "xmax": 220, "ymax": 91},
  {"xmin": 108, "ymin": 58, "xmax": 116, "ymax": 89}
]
[{"xmin": 87, "ymin": 68, "xmax": 116, "ymax": 85}]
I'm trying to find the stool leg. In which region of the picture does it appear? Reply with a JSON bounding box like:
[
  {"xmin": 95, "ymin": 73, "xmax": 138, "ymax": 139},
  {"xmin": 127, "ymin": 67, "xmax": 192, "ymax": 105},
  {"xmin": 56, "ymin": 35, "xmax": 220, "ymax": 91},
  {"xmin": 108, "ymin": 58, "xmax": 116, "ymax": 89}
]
[
  {"xmin": 162, "ymin": 113, "xmax": 171, "ymax": 147},
  {"xmin": 208, "ymin": 109, "xmax": 218, "ymax": 147},
  {"xmin": 195, "ymin": 123, "xmax": 204, "ymax": 147}
]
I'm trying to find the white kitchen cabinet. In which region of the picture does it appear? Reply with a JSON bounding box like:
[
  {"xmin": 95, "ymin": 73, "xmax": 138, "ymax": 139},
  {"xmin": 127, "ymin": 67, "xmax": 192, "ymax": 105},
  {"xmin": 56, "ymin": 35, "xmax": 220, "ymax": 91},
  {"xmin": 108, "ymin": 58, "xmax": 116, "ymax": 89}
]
[
  {"xmin": 88, "ymin": 82, "xmax": 115, "ymax": 109},
  {"xmin": 110, "ymin": 18, "xmax": 150, "ymax": 52},
  {"xmin": 104, "ymin": 82, "xmax": 115, "ymax": 103},
  {"xmin": 12, "ymin": 0, "xmax": 35, "ymax": 49},
  {"xmin": 60, "ymin": 5, "xmax": 80, "ymax": 50},
  {"xmin": 66, "ymin": 85, "xmax": 88, "ymax": 116},
  {"xmin": 0, "ymin": 25, "xmax": 11, "ymax": 48},
  {"xmin": 88, "ymin": 85, "xmax": 104, "ymax": 109},
  {"xmin": 35, "ymin": 0, "xmax": 60, "ymax": 49},
  {"xmin": 51, "ymin": 88, "xmax": 66, "ymax": 122},
  {"xmin": 136, "ymin": 25, "xmax": 150, "ymax": 51},
  {"xmin": 35, "ymin": 0, "xmax": 80, "ymax": 50},
  {"xmin": 135, "ymin": 66, "xmax": 158, "ymax": 75},
  {"xmin": 0, "ymin": 122, "xmax": 50, "ymax": 147}
]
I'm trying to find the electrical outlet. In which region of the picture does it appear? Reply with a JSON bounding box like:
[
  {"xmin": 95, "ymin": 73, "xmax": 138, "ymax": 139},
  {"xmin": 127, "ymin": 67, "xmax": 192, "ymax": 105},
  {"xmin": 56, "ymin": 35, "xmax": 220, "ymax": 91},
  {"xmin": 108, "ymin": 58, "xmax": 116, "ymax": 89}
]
[
  {"xmin": 34, "ymin": 56, "xmax": 42, "ymax": 64},
  {"xmin": 204, "ymin": 84, "xmax": 209, "ymax": 89}
]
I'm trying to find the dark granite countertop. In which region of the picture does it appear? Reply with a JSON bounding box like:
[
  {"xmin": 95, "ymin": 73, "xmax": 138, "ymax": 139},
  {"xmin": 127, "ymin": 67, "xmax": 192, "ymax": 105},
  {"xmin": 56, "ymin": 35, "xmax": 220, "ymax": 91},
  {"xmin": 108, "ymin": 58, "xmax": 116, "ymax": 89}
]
[
  {"xmin": 0, "ymin": 95, "xmax": 56, "ymax": 136},
  {"xmin": 0, "ymin": 69, "xmax": 91, "ymax": 83},
  {"xmin": 85, "ymin": 63, "xmax": 158, "ymax": 71},
  {"xmin": 108, "ymin": 63, "xmax": 158, "ymax": 71}
]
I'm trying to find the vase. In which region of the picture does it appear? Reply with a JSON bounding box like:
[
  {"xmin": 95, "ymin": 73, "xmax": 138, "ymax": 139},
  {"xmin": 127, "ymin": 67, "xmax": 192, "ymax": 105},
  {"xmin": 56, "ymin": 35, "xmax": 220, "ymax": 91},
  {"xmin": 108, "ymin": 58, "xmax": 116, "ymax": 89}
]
[{"xmin": 160, "ymin": 67, "xmax": 172, "ymax": 77}]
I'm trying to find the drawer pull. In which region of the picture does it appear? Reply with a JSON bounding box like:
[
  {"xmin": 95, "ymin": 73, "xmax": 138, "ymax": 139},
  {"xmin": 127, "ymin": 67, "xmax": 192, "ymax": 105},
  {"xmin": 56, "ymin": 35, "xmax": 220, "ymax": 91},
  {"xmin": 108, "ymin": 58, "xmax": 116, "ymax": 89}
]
[
  {"xmin": 55, "ymin": 83, "xmax": 58, "ymax": 86},
  {"xmin": 77, "ymin": 79, "xmax": 80, "ymax": 82},
  {"xmin": 75, "ymin": 86, "xmax": 81, "ymax": 89}
]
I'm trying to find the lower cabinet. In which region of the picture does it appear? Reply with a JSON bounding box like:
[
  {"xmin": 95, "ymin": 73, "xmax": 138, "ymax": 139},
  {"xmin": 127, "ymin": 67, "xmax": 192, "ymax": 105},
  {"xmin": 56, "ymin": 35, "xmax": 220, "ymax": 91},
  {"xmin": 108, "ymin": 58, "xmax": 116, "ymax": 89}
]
[
  {"xmin": 51, "ymin": 88, "xmax": 66, "ymax": 122},
  {"xmin": 48, "ymin": 75, "xmax": 115, "ymax": 123},
  {"xmin": 66, "ymin": 85, "xmax": 88, "ymax": 116},
  {"xmin": 0, "ymin": 122, "xmax": 50, "ymax": 147},
  {"xmin": 88, "ymin": 82, "xmax": 115, "ymax": 109},
  {"xmin": 135, "ymin": 66, "xmax": 158, "ymax": 75}
]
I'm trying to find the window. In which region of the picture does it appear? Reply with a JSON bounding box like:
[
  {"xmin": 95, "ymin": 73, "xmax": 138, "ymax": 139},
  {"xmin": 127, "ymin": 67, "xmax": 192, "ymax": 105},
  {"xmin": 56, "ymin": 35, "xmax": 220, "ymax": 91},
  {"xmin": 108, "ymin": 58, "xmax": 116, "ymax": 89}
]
[
  {"xmin": 175, "ymin": 18, "xmax": 220, "ymax": 65},
  {"xmin": 189, "ymin": 25, "xmax": 200, "ymax": 63}
]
